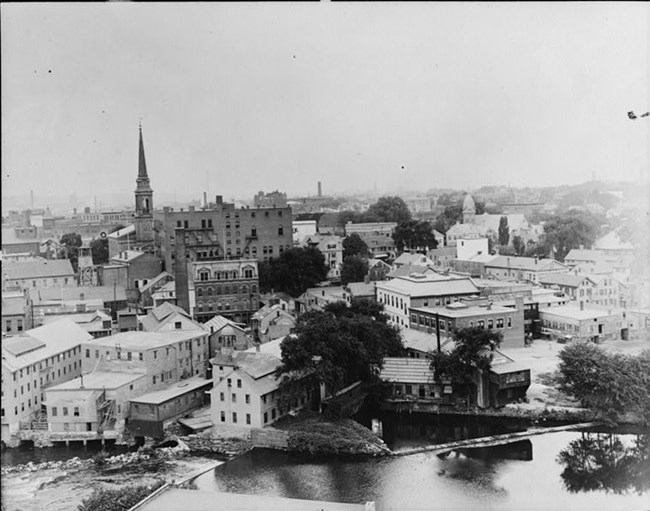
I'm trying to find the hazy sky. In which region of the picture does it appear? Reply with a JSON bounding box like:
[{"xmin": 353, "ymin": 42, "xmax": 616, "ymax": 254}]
[{"xmin": 2, "ymin": 2, "xmax": 649, "ymax": 203}]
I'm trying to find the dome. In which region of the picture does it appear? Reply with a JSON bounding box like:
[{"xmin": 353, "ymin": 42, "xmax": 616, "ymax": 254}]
[{"xmin": 462, "ymin": 194, "xmax": 476, "ymax": 215}]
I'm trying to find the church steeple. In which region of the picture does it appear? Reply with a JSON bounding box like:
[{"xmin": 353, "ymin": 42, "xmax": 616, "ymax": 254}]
[
  {"xmin": 138, "ymin": 122, "xmax": 148, "ymax": 180},
  {"xmin": 134, "ymin": 122, "xmax": 154, "ymax": 243}
]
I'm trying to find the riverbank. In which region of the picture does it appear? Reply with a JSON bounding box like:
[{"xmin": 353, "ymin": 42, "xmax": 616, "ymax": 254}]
[{"xmin": 273, "ymin": 412, "xmax": 391, "ymax": 456}]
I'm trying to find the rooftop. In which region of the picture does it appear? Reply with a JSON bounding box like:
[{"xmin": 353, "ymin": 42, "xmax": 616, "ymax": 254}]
[
  {"xmin": 2, "ymin": 319, "xmax": 92, "ymax": 372},
  {"xmin": 211, "ymin": 351, "xmax": 282, "ymax": 380},
  {"xmin": 203, "ymin": 315, "xmax": 246, "ymax": 334},
  {"xmin": 380, "ymin": 357, "xmax": 435, "ymax": 385},
  {"xmin": 377, "ymin": 275, "xmax": 479, "ymax": 298},
  {"xmin": 132, "ymin": 487, "xmax": 371, "ymax": 511},
  {"xmin": 87, "ymin": 329, "xmax": 205, "ymax": 351},
  {"xmin": 47, "ymin": 371, "xmax": 145, "ymax": 391},
  {"xmin": 539, "ymin": 303, "xmax": 623, "ymax": 321},
  {"xmin": 35, "ymin": 285, "xmax": 128, "ymax": 303},
  {"xmin": 3, "ymin": 259, "xmax": 75, "ymax": 280},
  {"xmin": 412, "ymin": 302, "xmax": 517, "ymax": 318},
  {"xmin": 485, "ymin": 256, "xmax": 568, "ymax": 272},
  {"xmin": 106, "ymin": 224, "xmax": 135, "ymax": 239},
  {"xmin": 538, "ymin": 273, "xmax": 595, "ymax": 288},
  {"xmin": 129, "ymin": 376, "xmax": 211, "ymax": 405}
]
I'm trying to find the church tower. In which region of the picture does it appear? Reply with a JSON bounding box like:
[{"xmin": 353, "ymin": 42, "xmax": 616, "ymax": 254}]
[
  {"xmin": 134, "ymin": 123, "xmax": 154, "ymax": 243},
  {"xmin": 462, "ymin": 193, "xmax": 476, "ymax": 224}
]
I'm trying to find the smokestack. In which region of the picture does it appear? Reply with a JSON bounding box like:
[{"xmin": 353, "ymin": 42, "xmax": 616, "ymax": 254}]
[
  {"xmin": 30, "ymin": 190, "xmax": 34, "ymax": 210},
  {"xmin": 203, "ymin": 191, "xmax": 208, "ymax": 208},
  {"xmin": 318, "ymin": 181, "xmax": 322, "ymax": 197},
  {"xmin": 580, "ymin": 301, "xmax": 584, "ymax": 311},
  {"xmin": 215, "ymin": 195, "xmax": 223, "ymax": 206}
]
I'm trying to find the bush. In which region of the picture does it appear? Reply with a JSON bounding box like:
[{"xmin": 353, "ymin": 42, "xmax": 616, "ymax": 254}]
[{"xmin": 78, "ymin": 481, "xmax": 165, "ymax": 511}]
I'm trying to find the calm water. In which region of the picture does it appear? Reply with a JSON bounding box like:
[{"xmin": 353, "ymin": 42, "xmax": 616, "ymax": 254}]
[{"xmin": 194, "ymin": 414, "xmax": 650, "ymax": 511}]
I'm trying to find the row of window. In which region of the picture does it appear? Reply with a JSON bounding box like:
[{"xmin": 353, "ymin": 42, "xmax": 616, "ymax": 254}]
[
  {"xmin": 198, "ymin": 269, "xmax": 256, "ymax": 281},
  {"xmin": 4, "ymin": 318, "xmax": 24, "ymax": 333},
  {"xmin": 411, "ymin": 314, "xmax": 513, "ymax": 330},
  {"xmin": 51, "ymin": 406, "xmax": 80, "ymax": 417},
  {"xmin": 196, "ymin": 299, "xmax": 257, "ymax": 313},
  {"xmin": 197, "ymin": 284, "xmax": 258, "ymax": 296},
  {"xmin": 219, "ymin": 392, "xmax": 251, "ymax": 404},
  {"xmin": 11, "ymin": 348, "xmax": 79, "ymax": 380}
]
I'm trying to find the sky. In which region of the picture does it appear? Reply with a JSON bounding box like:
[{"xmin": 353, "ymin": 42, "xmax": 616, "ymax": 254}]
[{"xmin": 1, "ymin": 2, "xmax": 649, "ymax": 206}]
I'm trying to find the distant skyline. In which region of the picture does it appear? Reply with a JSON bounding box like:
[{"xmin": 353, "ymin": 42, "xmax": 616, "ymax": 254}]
[{"xmin": 2, "ymin": 3, "xmax": 649, "ymax": 203}]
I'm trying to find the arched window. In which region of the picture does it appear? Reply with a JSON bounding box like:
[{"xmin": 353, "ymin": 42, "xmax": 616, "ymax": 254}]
[
  {"xmin": 232, "ymin": 271, "xmax": 238, "ymax": 279},
  {"xmin": 224, "ymin": 285, "xmax": 230, "ymax": 295},
  {"xmin": 251, "ymin": 284, "xmax": 258, "ymax": 294},
  {"xmin": 198, "ymin": 269, "xmax": 210, "ymax": 281},
  {"xmin": 242, "ymin": 298, "xmax": 249, "ymax": 310},
  {"xmin": 207, "ymin": 287, "xmax": 213, "ymax": 296},
  {"xmin": 216, "ymin": 272, "xmax": 221, "ymax": 281},
  {"xmin": 197, "ymin": 288, "xmax": 203, "ymax": 297},
  {"xmin": 241, "ymin": 284, "xmax": 248, "ymax": 295},
  {"xmin": 208, "ymin": 301, "xmax": 214, "ymax": 311},
  {"xmin": 216, "ymin": 286, "xmax": 222, "ymax": 296}
]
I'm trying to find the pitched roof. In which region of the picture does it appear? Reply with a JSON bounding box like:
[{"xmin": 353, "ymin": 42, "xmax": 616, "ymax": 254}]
[
  {"xmin": 594, "ymin": 230, "xmax": 634, "ymax": 251},
  {"xmin": 394, "ymin": 253, "xmax": 434, "ymax": 267},
  {"xmin": 368, "ymin": 258, "xmax": 390, "ymax": 269},
  {"xmin": 139, "ymin": 272, "xmax": 174, "ymax": 294},
  {"xmin": 3, "ymin": 259, "xmax": 75, "ymax": 280},
  {"xmin": 2, "ymin": 318, "xmax": 93, "ymax": 371},
  {"xmin": 346, "ymin": 281, "xmax": 376, "ymax": 296},
  {"xmin": 2, "ymin": 293, "xmax": 27, "ymax": 316},
  {"xmin": 203, "ymin": 315, "xmax": 246, "ymax": 334},
  {"xmin": 538, "ymin": 273, "xmax": 595, "ymax": 288},
  {"xmin": 379, "ymin": 357, "xmax": 435, "ymax": 385},
  {"xmin": 564, "ymin": 249, "xmax": 606, "ymax": 262},
  {"xmin": 387, "ymin": 264, "xmax": 438, "ymax": 279},
  {"xmin": 129, "ymin": 376, "xmax": 211, "ymax": 405},
  {"xmin": 48, "ymin": 371, "xmax": 146, "ymax": 391},
  {"xmin": 213, "ymin": 351, "xmax": 282, "ymax": 380},
  {"xmin": 140, "ymin": 302, "xmax": 200, "ymax": 332},
  {"xmin": 244, "ymin": 337, "xmax": 287, "ymax": 359},
  {"xmin": 106, "ymin": 224, "xmax": 136, "ymax": 239}
]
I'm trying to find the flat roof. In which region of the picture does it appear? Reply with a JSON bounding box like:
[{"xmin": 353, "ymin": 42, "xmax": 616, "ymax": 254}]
[
  {"xmin": 87, "ymin": 329, "xmax": 205, "ymax": 350},
  {"xmin": 133, "ymin": 488, "xmax": 371, "ymax": 511},
  {"xmin": 539, "ymin": 305, "xmax": 623, "ymax": 321},
  {"xmin": 47, "ymin": 371, "xmax": 145, "ymax": 391},
  {"xmin": 411, "ymin": 303, "xmax": 515, "ymax": 318},
  {"xmin": 130, "ymin": 376, "xmax": 212, "ymax": 405}
]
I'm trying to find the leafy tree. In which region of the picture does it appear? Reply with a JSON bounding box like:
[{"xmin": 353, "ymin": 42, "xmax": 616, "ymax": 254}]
[
  {"xmin": 429, "ymin": 327, "xmax": 503, "ymax": 404},
  {"xmin": 280, "ymin": 301, "xmax": 404, "ymax": 394},
  {"xmin": 337, "ymin": 210, "xmax": 365, "ymax": 228},
  {"xmin": 539, "ymin": 210, "xmax": 603, "ymax": 261},
  {"xmin": 392, "ymin": 220, "xmax": 438, "ymax": 253},
  {"xmin": 512, "ymin": 235, "xmax": 525, "ymax": 256},
  {"xmin": 60, "ymin": 232, "xmax": 83, "ymax": 271},
  {"xmin": 259, "ymin": 247, "xmax": 328, "ymax": 297},
  {"xmin": 340, "ymin": 255, "xmax": 369, "ymax": 286},
  {"xmin": 433, "ymin": 204, "xmax": 463, "ymax": 234},
  {"xmin": 90, "ymin": 238, "xmax": 109, "ymax": 265},
  {"xmin": 365, "ymin": 196, "xmax": 412, "ymax": 224},
  {"xmin": 557, "ymin": 343, "xmax": 650, "ymax": 423},
  {"xmin": 342, "ymin": 233, "xmax": 369, "ymax": 258},
  {"xmin": 498, "ymin": 216, "xmax": 510, "ymax": 246}
]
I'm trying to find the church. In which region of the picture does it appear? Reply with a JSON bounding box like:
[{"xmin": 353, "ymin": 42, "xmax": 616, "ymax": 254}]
[
  {"xmin": 107, "ymin": 124, "xmax": 156, "ymax": 259},
  {"xmin": 445, "ymin": 194, "xmax": 542, "ymax": 248}
]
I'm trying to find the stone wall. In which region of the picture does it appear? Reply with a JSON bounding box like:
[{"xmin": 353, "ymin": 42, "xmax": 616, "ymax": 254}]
[{"xmin": 251, "ymin": 427, "xmax": 288, "ymax": 450}]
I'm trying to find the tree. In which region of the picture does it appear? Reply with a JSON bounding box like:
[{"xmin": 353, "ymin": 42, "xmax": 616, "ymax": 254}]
[
  {"xmin": 90, "ymin": 238, "xmax": 109, "ymax": 265},
  {"xmin": 342, "ymin": 233, "xmax": 369, "ymax": 258},
  {"xmin": 340, "ymin": 255, "xmax": 369, "ymax": 286},
  {"xmin": 498, "ymin": 216, "xmax": 510, "ymax": 246},
  {"xmin": 280, "ymin": 301, "xmax": 404, "ymax": 394},
  {"xmin": 60, "ymin": 232, "xmax": 83, "ymax": 271},
  {"xmin": 433, "ymin": 204, "xmax": 463, "ymax": 234},
  {"xmin": 258, "ymin": 247, "xmax": 328, "ymax": 297},
  {"xmin": 557, "ymin": 343, "xmax": 650, "ymax": 423},
  {"xmin": 512, "ymin": 235, "xmax": 525, "ymax": 256},
  {"xmin": 337, "ymin": 210, "xmax": 365, "ymax": 228},
  {"xmin": 429, "ymin": 327, "xmax": 503, "ymax": 404},
  {"xmin": 539, "ymin": 210, "xmax": 603, "ymax": 261},
  {"xmin": 365, "ymin": 196, "xmax": 412, "ymax": 224},
  {"xmin": 392, "ymin": 220, "xmax": 438, "ymax": 253}
]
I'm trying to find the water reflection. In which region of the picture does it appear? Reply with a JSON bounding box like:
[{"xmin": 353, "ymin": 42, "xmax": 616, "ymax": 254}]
[{"xmin": 557, "ymin": 432, "xmax": 650, "ymax": 495}]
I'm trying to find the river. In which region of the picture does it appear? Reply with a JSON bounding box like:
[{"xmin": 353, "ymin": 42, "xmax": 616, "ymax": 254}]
[{"xmin": 1, "ymin": 413, "xmax": 649, "ymax": 511}]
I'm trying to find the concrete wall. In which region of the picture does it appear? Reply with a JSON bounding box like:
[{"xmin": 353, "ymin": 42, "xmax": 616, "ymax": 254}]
[{"xmin": 251, "ymin": 428, "xmax": 289, "ymax": 449}]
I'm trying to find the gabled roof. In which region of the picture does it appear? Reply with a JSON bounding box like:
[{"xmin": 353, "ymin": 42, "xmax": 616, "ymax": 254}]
[
  {"xmin": 88, "ymin": 329, "xmax": 205, "ymax": 350},
  {"xmin": 394, "ymin": 253, "xmax": 434, "ymax": 267},
  {"xmin": 594, "ymin": 230, "xmax": 634, "ymax": 251},
  {"xmin": 244, "ymin": 337, "xmax": 287, "ymax": 359},
  {"xmin": 212, "ymin": 351, "xmax": 282, "ymax": 380},
  {"xmin": 139, "ymin": 272, "xmax": 174, "ymax": 294},
  {"xmin": 204, "ymin": 315, "xmax": 246, "ymax": 334},
  {"xmin": 3, "ymin": 259, "xmax": 75, "ymax": 280},
  {"xmin": 564, "ymin": 249, "xmax": 606, "ymax": 262},
  {"xmin": 387, "ymin": 264, "xmax": 438, "ymax": 279},
  {"xmin": 368, "ymin": 258, "xmax": 391, "ymax": 270},
  {"xmin": 538, "ymin": 273, "xmax": 595, "ymax": 288},
  {"xmin": 379, "ymin": 357, "xmax": 435, "ymax": 384},
  {"xmin": 140, "ymin": 302, "xmax": 200, "ymax": 332}
]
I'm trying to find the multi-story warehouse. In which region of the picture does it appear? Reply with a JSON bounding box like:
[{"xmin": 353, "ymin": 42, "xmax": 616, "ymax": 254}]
[
  {"xmin": 1, "ymin": 319, "xmax": 92, "ymax": 438},
  {"xmin": 153, "ymin": 198, "xmax": 293, "ymax": 274}
]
